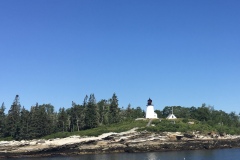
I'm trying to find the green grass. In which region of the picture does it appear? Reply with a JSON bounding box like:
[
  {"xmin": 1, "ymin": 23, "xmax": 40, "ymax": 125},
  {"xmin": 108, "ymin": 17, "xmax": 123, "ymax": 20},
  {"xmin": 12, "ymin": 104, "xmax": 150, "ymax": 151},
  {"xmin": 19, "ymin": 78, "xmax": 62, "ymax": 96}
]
[
  {"xmin": 42, "ymin": 118, "xmax": 240, "ymax": 140},
  {"xmin": 141, "ymin": 119, "xmax": 215, "ymax": 134},
  {"xmin": 0, "ymin": 136, "xmax": 13, "ymax": 141},
  {"xmin": 43, "ymin": 120, "xmax": 148, "ymax": 140},
  {"xmin": 138, "ymin": 118, "xmax": 240, "ymax": 135}
]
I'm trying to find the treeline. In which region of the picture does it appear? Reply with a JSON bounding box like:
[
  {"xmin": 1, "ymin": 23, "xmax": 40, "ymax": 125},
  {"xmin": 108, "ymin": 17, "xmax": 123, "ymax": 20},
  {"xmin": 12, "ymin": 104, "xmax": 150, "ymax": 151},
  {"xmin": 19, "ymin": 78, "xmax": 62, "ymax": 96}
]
[
  {"xmin": 0, "ymin": 94, "xmax": 145, "ymax": 140},
  {"xmin": 0, "ymin": 95, "xmax": 240, "ymax": 140},
  {"xmin": 155, "ymin": 104, "xmax": 240, "ymax": 132}
]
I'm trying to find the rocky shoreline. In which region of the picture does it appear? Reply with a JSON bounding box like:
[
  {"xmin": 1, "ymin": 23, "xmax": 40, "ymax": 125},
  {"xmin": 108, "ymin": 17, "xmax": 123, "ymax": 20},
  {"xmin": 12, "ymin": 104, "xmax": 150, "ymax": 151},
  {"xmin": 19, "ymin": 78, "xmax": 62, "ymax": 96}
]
[{"xmin": 1, "ymin": 128, "xmax": 240, "ymax": 158}]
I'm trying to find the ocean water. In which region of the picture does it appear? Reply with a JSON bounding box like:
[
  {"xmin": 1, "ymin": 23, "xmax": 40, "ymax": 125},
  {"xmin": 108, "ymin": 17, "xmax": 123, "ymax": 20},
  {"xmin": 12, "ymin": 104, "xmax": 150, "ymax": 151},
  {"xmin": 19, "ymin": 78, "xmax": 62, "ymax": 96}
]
[{"xmin": 7, "ymin": 148, "xmax": 240, "ymax": 160}]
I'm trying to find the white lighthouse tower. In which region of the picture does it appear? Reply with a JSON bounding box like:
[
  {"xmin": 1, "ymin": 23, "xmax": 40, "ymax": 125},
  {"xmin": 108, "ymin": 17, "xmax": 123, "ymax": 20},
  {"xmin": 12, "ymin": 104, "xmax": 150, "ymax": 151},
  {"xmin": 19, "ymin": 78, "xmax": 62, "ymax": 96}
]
[{"xmin": 146, "ymin": 98, "xmax": 158, "ymax": 119}]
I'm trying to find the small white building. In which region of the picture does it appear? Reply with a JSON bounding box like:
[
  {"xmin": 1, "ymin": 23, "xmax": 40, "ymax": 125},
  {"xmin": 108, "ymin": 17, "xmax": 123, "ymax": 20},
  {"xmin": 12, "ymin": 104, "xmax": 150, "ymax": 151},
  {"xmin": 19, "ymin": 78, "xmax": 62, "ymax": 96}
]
[
  {"xmin": 146, "ymin": 98, "xmax": 158, "ymax": 119},
  {"xmin": 166, "ymin": 106, "xmax": 177, "ymax": 119},
  {"xmin": 166, "ymin": 114, "xmax": 177, "ymax": 119}
]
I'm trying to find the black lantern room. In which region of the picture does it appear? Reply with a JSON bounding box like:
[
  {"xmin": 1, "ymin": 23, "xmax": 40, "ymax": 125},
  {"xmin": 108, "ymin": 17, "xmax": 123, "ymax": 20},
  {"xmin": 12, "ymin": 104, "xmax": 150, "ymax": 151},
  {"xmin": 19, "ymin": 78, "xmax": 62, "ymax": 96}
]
[{"xmin": 147, "ymin": 98, "xmax": 152, "ymax": 105}]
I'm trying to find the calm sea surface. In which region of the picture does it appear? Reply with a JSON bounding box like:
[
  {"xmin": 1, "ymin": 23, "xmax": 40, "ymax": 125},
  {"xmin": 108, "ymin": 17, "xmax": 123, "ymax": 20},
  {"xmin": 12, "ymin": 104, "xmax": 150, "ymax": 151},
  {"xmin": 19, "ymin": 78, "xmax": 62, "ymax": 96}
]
[{"xmin": 7, "ymin": 148, "xmax": 240, "ymax": 160}]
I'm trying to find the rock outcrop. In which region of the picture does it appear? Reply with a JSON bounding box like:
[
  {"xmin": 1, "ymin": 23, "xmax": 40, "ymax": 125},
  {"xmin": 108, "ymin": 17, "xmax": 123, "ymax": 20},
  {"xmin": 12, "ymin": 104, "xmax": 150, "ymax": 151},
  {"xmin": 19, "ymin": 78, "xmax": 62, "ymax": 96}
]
[{"xmin": 1, "ymin": 128, "xmax": 240, "ymax": 158}]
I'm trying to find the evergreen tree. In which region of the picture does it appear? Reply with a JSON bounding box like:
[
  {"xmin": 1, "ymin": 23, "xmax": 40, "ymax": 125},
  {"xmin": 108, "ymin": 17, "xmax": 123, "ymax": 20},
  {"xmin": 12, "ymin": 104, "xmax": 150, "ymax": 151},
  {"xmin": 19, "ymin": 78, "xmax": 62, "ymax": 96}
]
[
  {"xmin": 0, "ymin": 102, "xmax": 6, "ymax": 138},
  {"xmin": 28, "ymin": 103, "xmax": 53, "ymax": 138},
  {"xmin": 125, "ymin": 104, "xmax": 132, "ymax": 119},
  {"xmin": 132, "ymin": 106, "xmax": 145, "ymax": 119},
  {"xmin": 97, "ymin": 99, "xmax": 109, "ymax": 125},
  {"xmin": 154, "ymin": 109, "xmax": 162, "ymax": 118},
  {"xmin": 74, "ymin": 95, "xmax": 88, "ymax": 130},
  {"xmin": 103, "ymin": 101, "xmax": 110, "ymax": 125},
  {"xmin": 19, "ymin": 106, "xmax": 30, "ymax": 139},
  {"xmin": 195, "ymin": 104, "xmax": 211, "ymax": 122},
  {"xmin": 6, "ymin": 95, "xmax": 21, "ymax": 139},
  {"xmin": 68, "ymin": 102, "xmax": 85, "ymax": 132},
  {"xmin": 189, "ymin": 106, "xmax": 198, "ymax": 119},
  {"xmin": 83, "ymin": 95, "xmax": 88, "ymax": 108},
  {"xmin": 109, "ymin": 93, "xmax": 120, "ymax": 124},
  {"xmin": 57, "ymin": 107, "xmax": 68, "ymax": 132},
  {"xmin": 85, "ymin": 94, "xmax": 99, "ymax": 129},
  {"xmin": 43, "ymin": 104, "xmax": 56, "ymax": 135},
  {"xmin": 229, "ymin": 111, "xmax": 240, "ymax": 127},
  {"xmin": 28, "ymin": 103, "xmax": 42, "ymax": 138},
  {"xmin": 68, "ymin": 101, "xmax": 76, "ymax": 132}
]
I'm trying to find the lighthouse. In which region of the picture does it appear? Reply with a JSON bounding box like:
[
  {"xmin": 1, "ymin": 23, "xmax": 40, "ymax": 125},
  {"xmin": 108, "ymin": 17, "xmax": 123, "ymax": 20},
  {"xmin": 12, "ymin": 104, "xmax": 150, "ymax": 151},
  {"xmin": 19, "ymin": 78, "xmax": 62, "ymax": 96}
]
[{"xmin": 145, "ymin": 98, "xmax": 158, "ymax": 119}]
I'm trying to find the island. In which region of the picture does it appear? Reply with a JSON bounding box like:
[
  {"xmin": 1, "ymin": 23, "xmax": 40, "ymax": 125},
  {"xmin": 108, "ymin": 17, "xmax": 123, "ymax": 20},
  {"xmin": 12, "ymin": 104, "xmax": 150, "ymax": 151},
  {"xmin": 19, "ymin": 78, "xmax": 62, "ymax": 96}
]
[{"xmin": 1, "ymin": 127, "xmax": 240, "ymax": 158}]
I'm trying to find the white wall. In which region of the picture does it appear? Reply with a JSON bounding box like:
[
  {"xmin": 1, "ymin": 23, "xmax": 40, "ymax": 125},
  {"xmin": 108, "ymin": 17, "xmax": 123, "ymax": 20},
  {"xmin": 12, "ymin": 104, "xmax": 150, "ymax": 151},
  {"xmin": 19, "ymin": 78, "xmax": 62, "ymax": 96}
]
[{"xmin": 146, "ymin": 105, "xmax": 157, "ymax": 118}]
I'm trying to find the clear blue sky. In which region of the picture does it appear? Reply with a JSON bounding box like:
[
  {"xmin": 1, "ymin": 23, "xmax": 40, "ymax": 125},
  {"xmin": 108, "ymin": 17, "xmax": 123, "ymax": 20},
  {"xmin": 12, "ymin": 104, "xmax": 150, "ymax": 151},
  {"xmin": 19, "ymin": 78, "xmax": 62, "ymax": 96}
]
[{"xmin": 0, "ymin": 0, "xmax": 240, "ymax": 113}]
